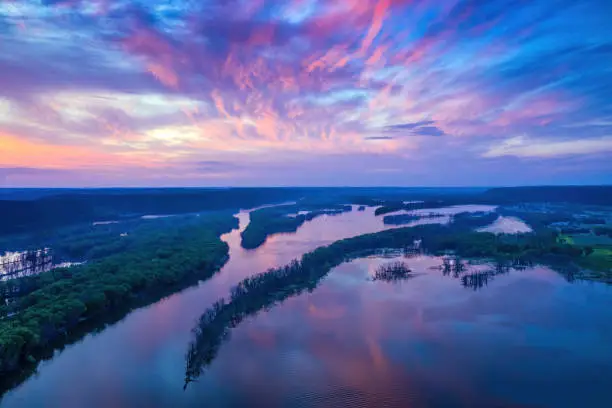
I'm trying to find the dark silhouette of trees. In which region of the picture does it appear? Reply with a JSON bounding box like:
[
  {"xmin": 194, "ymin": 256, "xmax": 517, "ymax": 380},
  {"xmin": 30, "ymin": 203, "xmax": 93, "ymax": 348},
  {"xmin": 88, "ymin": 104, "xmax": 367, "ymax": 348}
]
[
  {"xmin": 371, "ymin": 261, "xmax": 413, "ymax": 282},
  {"xmin": 0, "ymin": 188, "xmax": 308, "ymax": 236}
]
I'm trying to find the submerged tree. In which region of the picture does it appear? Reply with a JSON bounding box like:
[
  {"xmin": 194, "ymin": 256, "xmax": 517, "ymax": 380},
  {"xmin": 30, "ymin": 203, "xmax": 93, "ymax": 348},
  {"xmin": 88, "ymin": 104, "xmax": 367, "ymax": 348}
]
[
  {"xmin": 371, "ymin": 261, "xmax": 414, "ymax": 282},
  {"xmin": 440, "ymin": 256, "xmax": 467, "ymax": 278}
]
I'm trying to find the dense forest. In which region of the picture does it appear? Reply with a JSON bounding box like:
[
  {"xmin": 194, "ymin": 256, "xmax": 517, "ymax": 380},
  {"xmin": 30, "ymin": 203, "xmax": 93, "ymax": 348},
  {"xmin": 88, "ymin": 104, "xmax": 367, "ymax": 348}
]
[
  {"xmin": 0, "ymin": 188, "xmax": 302, "ymax": 236},
  {"xmin": 0, "ymin": 213, "xmax": 233, "ymax": 264},
  {"xmin": 0, "ymin": 212, "xmax": 238, "ymax": 377}
]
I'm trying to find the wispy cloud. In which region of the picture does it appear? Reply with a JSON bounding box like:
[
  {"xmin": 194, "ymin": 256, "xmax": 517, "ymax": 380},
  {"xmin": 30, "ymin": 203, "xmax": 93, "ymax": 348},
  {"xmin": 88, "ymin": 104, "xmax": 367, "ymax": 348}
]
[
  {"xmin": 0, "ymin": 0, "xmax": 610, "ymax": 185},
  {"xmin": 483, "ymin": 135, "xmax": 612, "ymax": 158},
  {"xmin": 385, "ymin": 121, "xmax": 436, "ymax": 131}
]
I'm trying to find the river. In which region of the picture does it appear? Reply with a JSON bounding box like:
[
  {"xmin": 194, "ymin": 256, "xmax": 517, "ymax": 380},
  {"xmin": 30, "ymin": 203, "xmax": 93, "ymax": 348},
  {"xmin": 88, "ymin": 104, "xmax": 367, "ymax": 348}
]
[{"xmin": 2, "ymin": 206, "xmax": 612, "ymax": 407}]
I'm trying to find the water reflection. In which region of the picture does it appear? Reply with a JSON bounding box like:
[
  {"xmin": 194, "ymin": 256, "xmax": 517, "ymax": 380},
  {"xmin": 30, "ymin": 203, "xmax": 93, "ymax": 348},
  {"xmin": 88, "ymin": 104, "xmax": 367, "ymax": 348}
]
[
  {"xmin": 3, "ymin": 205, "xmax": 612, "ymax": 408},
  {"xmin": 1, "ymin": 204, "xmax": 404, "ymax": 406},
  {"xmin": 183, "ymin": 253, "xmax": 612, "ymax": 407},
  {"xmin": 0, "ymin": 249, "xmax": 53, "ymax": 281},
  {"xmin": 183, "ymin": 253, "xmax": 542, "ymax": 388},
  {"xmin": 434, "ymin": 257, "xmax": 539, "ymax": 290}
]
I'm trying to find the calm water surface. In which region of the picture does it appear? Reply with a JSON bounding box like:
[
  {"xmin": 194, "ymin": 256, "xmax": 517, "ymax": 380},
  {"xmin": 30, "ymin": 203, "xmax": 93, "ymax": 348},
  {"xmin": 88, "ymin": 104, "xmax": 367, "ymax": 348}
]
[{"xmin": 3, "ymin": 207, "xmax": 612, "ymax": 407}]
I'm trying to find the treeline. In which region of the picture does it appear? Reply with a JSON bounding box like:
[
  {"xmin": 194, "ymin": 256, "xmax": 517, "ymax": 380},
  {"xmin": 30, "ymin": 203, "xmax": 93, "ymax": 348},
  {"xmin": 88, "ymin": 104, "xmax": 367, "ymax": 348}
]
[
  {"xmin": 345, "ymin": 187, "xmax": 486, "ymax": 207},
  {"xmin": 3, "ymin": 185, "xmax": 610, "ymax": 237},
  {"xmin": 187, "ymin": 211, "xmax": 587, "ymax": 383},
  {"xmin": 240, "ymin": 204, "xmax": 352, "ymax": 249},
  {"xmin": 484, "ymin": 186, "xmax": 612, "ymax": 206},
  {"xmin": 0, "ymin": 186, "xmax": 482, "ymax": 237},
  {"xmin": 0, "ymin": 213, "xmax": 238, "ymax": 377},
  {"xmin": 0, "ymin": 188, "xmax": 304, "ymax": 236},
  {"xmin": 374, "ymin": 200, "xmax": 453, "ymax": 216}
]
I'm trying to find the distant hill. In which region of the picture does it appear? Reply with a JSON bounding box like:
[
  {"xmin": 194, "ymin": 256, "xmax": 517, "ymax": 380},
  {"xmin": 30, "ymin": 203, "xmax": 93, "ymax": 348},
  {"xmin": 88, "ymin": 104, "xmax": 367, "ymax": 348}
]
[
  {"xmin": 483, "ymin": 186, "xmax": 612, "ymax": 206},
  {"xmin": 0, "ymin": 187, "xmax": 233, "ymax": 201},
  {"xmin": 1, "ymin": 186, "xmax": 609, "ymax": 237},
  {"xmin": 0, "ymin": 188, "xmax": 303, "ymax": 236}
]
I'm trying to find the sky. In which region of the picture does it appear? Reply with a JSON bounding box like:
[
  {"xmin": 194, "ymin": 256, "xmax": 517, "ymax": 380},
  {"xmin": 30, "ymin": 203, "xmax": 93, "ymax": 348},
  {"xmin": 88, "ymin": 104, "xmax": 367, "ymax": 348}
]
[{"xmin": 0, "ymin": 0, "xmax": 611, "ymax": 187}]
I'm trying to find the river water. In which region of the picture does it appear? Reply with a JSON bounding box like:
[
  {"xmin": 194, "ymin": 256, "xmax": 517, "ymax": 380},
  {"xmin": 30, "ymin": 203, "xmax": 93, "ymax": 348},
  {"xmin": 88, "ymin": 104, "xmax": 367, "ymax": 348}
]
[{"xmin": 2, "ymin": 207, "xmax": 612, "ymax": 407}]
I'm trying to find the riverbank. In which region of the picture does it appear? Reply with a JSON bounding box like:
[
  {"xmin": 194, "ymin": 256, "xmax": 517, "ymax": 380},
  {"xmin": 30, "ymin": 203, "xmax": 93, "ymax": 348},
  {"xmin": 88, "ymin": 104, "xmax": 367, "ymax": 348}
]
[{"xmin": 0, "ymin": 213, "xmax": 238, "ymax": 379}]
